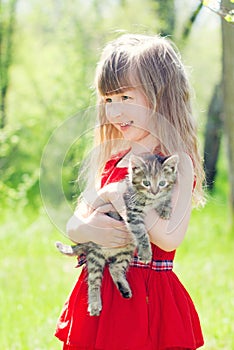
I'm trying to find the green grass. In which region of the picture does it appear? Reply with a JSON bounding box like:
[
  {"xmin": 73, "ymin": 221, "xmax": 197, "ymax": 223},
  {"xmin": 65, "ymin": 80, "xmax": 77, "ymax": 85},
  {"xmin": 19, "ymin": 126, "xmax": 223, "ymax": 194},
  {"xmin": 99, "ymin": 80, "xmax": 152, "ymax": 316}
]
[
  {"xmin": 0, "ymin": 208, "xmax": 79, "ymax": 350},
  {"xmin": 175, "ymin": 199, "xmax": 234, "ymax": 349},
  {"xmin": 1, "ymin": 189, "xmax": 233, "ymax": 349}
]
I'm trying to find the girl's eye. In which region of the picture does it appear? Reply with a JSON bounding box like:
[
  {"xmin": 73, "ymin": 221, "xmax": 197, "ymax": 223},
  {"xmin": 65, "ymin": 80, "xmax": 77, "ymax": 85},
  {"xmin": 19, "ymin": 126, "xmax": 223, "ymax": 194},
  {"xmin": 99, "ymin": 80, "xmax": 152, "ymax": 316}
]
[
  {"xmin": 159, "ymin": 180, "xmax": 167, "ymax": 187},
  {"xmin": 105, "ymin": 97, "xmax": 112, "ymax": 103},
  {"xmin": 142, "ymin": 180, "xmax": 150, "ymax": 187},
  {"xmin": 122, "ymin": 95, "xmax": 130, "ymax": 101}
]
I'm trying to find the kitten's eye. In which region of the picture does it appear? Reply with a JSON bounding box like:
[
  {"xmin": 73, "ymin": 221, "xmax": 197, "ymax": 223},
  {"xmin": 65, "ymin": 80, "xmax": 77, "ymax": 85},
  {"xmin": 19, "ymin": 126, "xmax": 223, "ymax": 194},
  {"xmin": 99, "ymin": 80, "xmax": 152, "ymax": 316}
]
[
  {"xmin": 159, "ymin": 180, "xmax": 167, "ymax": 187},
  {"xmin": 142, "ymin": 180, "xmax": 151, "ymax": 187}
]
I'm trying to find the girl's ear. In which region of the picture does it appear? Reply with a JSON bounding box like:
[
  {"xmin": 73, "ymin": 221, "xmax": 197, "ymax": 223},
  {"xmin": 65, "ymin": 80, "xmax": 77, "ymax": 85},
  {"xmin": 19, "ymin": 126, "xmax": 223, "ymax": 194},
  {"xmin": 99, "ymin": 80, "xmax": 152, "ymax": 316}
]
[{"xmin": 163, "ymin": 154, "xmax": 179, "ymax": 174}]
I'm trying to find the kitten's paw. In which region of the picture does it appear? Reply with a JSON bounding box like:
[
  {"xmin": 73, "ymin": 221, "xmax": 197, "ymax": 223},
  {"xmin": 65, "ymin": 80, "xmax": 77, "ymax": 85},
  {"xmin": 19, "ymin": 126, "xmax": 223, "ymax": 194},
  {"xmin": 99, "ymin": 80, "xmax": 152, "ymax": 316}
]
[
  {"xmin": 117, "ymin": 282, "xmax": 132, "ymax": 298},
  {"xmin": 88, "ymin": 301, "xmax": 102, "ymax": 316},
  {"xmin": 121, "ymin": 289, "xmax": 132, "ymax": 298},
  {"xmin": 158, "ymin": 208, "xmax": 172, "ymax": 220},
  {"xmin": 138, "ymin": 249, "xmax": 152, "ymax": 264}
]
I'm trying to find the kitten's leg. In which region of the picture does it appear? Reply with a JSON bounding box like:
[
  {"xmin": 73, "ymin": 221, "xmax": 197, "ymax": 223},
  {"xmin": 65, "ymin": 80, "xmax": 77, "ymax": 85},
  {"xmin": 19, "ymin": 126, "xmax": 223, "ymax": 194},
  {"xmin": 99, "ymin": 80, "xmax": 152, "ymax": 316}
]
[
  {"xmin": 106, "ymin": 211, "xmax": 123, "ymax": 221},
  {"xmin": 87, "ymin": 251, "xmax": 106, "ymax": 316},
  {"xmin": 155, "ymin": 198, "xmax": 172, "ymax": 219},
  {"xmin": 108, "ymin": 250, "xmax": 133, "ymax": 298},
  {"xmin": 127, "ymin": 215, "xmax": 152, "ymax": 264},
  {"xmin": 132, "ymin": 225, "xmax": 152, "ymax": 263}
]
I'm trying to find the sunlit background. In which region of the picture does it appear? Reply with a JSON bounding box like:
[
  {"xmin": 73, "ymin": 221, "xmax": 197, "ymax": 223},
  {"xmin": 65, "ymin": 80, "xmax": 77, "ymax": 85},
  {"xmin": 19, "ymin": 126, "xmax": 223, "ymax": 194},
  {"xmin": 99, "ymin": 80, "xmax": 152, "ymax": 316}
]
[{"xmin": 1, "ymin": 0, "xmax": 233, "ymax": 349}]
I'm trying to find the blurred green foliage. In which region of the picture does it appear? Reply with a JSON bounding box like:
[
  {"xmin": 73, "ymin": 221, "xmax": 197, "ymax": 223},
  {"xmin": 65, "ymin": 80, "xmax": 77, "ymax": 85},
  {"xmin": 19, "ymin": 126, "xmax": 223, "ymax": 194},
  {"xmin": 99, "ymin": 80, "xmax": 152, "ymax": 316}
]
[
  {"xmin": 1, "ymin": 2, "xmax": 232, "ymax": 349},
  {"xmin": 0, "ymin": 0, "xmax": 222, "ymax": 212},
  {"xmin": 1, "ymin": 0, "xmax": 162, "ymax": 210}
]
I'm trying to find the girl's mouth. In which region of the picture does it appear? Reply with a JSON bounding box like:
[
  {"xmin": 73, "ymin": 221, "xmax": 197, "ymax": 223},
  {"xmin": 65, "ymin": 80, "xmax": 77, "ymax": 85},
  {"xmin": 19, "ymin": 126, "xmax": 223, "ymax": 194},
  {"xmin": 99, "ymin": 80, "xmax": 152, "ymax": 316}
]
[{"xmin": 119, "ymin": 121, "xmax": 133, "ymax": 127}]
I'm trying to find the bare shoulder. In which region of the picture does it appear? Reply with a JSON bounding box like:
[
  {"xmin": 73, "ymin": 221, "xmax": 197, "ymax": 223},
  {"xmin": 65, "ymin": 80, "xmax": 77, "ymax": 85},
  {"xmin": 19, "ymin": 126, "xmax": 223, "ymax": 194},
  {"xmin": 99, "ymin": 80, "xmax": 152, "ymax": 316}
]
[{"xmin": 177, "ymin": 152, "xmax": 194, "ymax": 187}]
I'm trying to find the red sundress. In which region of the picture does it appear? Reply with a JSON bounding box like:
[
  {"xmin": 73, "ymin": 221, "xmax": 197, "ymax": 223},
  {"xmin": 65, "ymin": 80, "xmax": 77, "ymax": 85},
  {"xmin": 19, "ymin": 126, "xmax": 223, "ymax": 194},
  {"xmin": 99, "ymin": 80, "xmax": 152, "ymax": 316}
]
[{"xmin": 55, "ymin": 151, "xmax": 204, "ymax": 350}]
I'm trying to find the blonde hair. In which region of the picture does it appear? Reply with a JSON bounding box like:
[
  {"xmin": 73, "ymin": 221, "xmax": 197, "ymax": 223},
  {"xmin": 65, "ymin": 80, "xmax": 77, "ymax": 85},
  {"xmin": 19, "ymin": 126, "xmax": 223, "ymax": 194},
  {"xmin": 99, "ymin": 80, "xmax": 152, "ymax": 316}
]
[{"xmin": 82, "ymin": 33, "xmax": 205, "ymax": 206}]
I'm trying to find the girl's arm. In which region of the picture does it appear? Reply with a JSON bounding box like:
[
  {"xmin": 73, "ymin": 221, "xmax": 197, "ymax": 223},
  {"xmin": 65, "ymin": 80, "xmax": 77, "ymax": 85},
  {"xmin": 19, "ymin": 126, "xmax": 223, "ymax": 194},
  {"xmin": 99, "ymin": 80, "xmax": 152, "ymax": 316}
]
[
  {"xmin": 66, "ymin": 190, "xmax": 131, "ymax": 248},
  {"xmin": 67, "ymin": 153, "xmax": 194, "ymax": 251},
  {"xmin": 89, "ymin": 153, "xmax": 194, "ymax": 252},
  {"xmin": 145, "ymin": 153, "xmax": 194, "ymax": 251}
]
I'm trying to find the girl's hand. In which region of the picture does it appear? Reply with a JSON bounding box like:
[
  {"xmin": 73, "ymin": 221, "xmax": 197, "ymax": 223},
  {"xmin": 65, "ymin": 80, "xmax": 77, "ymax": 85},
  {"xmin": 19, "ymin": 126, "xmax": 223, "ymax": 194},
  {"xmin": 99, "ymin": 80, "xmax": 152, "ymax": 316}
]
[
  {"xmin": 66, "ymin": 200, "xmax": 132, "ymax": 248},
  {"xmin": 94, "ymin": 182, "xmax": 127, "ymax": 220},
  {"xmin": 80, "ymin": 182, "xmax": 127, "ymax": 219},
  {"xmin": 85, "ymin": 203, "xmax": 131, "ymax": 247}
]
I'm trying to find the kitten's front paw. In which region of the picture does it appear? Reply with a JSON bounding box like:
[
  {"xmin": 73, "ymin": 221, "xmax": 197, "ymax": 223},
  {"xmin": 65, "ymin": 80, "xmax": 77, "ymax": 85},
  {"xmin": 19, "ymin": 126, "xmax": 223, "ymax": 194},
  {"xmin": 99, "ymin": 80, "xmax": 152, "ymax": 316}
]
[
  {"xmin": 138, "ymin": 248, "xmax": 152, "ymax": 264},
  {"xmin": 88, "ymin": 301, "xmax": 102, "ymax": 316},
  {"xmin": 158, "ymin": 207, "xmax": 172, "ymax": 220}
]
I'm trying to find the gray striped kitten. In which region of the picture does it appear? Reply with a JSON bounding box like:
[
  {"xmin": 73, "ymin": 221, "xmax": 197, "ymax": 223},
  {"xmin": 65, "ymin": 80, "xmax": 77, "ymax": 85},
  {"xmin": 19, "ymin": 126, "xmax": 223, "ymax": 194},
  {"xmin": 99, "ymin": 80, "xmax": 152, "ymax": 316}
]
[{"xmin": 56, "ymin": 154, "xmax": 178, "ymax": 316}]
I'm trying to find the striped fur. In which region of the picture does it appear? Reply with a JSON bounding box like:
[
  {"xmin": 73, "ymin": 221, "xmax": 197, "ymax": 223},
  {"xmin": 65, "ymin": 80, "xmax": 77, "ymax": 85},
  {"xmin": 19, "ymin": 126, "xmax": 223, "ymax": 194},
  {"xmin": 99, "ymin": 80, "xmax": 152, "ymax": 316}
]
[{"xmin": 56, "ymin": 154, "xmax": 178, "ymax": 316}]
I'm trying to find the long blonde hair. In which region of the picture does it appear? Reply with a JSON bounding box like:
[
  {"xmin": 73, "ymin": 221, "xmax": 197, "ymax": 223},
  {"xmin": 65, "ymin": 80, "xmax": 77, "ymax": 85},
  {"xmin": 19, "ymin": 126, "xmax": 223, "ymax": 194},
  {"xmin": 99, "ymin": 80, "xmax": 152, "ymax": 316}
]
[{"xmin": 82, "ymin": 33, "xmax": 205, "ymax": 206}]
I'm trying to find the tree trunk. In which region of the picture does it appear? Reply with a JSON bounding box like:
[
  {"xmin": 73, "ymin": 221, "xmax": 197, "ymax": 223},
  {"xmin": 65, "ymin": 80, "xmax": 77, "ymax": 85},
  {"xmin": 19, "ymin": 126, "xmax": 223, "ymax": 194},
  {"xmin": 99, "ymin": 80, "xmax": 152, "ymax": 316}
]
[
  {"xmin": 180, "ymin": 2, "xmax": 223, "ymax": 193},
  {"xmin": 153, "ymin": 0, "xmax": 175, "ymax": 36},
  {"xmin": 0, "ymin": 0, "xmax": 17, "ymax": 128},
  {"xmin": 222, "ymin": 0, "xmax": 234, "ymax": 226},
  {"xmin": 204, "ymin": 83, "xmax": 223, "ymax": 190}
]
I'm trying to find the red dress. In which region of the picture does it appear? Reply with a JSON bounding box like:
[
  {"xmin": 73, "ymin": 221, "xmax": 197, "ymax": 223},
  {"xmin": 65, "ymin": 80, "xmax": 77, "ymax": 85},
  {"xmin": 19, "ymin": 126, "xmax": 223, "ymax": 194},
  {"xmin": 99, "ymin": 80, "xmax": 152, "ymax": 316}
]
[{"xmin": 55, "ymin": 152, "xmax": 204, "ymax": 350}]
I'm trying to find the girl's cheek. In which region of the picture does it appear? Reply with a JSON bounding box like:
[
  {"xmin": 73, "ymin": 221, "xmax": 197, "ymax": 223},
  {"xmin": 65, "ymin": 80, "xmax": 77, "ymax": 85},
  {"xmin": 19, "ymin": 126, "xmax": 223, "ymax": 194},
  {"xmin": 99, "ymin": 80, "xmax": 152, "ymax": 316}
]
[
  {"xmin": 105, "ymin": 104, "xmax": 112, "ymax": 122},
  {"xmin": 105, "ymin": 102, "xmax": 123, "ymax": 121}
]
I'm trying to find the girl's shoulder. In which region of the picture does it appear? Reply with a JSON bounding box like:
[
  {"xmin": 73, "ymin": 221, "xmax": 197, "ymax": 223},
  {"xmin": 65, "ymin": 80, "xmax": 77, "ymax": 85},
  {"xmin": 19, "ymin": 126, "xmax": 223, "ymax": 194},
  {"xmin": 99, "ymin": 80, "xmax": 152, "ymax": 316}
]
[
  {"xmin": 110, "ymin": 149, "xmax": 131, "ymax": 161},
  {"xmin": 101, "ymin": 149, "xmax": 130, "ymax": 188},
  {"xmin": 105, "ymin": 149, "xmax": 130, "ymax": 169}
]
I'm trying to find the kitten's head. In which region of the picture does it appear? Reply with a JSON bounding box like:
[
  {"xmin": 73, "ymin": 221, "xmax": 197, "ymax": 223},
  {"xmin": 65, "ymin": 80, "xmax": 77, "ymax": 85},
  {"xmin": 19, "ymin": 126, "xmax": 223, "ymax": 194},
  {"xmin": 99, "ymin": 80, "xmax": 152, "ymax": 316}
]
[{"xmin": 128, "ymin": 154, "xmax": 179, "ymax": 196}]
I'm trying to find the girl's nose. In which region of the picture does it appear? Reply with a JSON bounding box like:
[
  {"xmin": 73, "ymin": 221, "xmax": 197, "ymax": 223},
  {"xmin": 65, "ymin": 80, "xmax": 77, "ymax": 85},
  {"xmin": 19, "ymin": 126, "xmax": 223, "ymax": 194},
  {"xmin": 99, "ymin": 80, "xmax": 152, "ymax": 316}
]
[{"xmin": 105, "ymin": 102, "xmax": 123, "ymax": 121}]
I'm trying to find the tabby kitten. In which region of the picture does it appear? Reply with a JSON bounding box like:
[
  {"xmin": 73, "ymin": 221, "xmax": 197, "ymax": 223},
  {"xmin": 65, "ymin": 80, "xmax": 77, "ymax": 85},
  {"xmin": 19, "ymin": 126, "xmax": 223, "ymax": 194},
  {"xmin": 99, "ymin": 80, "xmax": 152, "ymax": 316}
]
[{"xmin": 56, "ymin": 154, "xmax": 179, "ymax": 316}]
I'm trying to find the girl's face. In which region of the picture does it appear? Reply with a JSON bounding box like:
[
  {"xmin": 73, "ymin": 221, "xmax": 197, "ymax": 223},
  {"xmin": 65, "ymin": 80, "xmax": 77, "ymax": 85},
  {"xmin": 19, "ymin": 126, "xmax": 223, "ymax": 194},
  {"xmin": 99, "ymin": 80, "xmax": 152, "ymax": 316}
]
[{"xmin": 104, "ymin": 88, "xmax": 153, "ymax": 145}]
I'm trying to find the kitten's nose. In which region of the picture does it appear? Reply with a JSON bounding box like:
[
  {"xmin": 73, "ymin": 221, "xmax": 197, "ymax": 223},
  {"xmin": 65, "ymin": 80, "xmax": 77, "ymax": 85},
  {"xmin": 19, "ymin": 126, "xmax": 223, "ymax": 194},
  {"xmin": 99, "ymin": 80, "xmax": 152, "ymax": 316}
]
[{"xmin": 151, "ymin": 188, "xmax": 159, "ymax": 195}]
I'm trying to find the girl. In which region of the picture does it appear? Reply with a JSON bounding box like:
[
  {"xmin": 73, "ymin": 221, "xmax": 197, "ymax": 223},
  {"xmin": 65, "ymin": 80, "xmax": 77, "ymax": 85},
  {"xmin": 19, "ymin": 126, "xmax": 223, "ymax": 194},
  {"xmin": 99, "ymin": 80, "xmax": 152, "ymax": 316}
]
[{"xmin": 55, "ymin": 33, "xmax": 205, "ymax": 350}]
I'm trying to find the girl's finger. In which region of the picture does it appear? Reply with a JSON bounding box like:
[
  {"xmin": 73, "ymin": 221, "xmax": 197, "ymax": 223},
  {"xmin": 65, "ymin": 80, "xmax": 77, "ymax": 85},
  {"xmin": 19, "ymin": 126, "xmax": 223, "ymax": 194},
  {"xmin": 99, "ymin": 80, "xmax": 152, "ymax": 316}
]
[{"xmin": 95, "ymin": 203, "xmax": 115, "ymax": 213}]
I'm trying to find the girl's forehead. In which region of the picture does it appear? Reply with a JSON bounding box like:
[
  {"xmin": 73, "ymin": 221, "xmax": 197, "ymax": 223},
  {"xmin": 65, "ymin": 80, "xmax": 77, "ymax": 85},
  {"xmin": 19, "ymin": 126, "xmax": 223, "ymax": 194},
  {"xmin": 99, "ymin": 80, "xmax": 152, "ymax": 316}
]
[{"xmin": 97, "ymin": 56, "xmax": 139, "ymax": 96}]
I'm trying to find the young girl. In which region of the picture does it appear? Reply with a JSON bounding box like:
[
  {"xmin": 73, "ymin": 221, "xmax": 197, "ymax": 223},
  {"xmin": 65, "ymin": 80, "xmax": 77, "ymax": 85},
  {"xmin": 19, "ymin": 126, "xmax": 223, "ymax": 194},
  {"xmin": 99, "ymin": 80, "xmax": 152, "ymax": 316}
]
[{"xmin": 55, "ymin": 33, "xmax": 205, "ymax": 350}]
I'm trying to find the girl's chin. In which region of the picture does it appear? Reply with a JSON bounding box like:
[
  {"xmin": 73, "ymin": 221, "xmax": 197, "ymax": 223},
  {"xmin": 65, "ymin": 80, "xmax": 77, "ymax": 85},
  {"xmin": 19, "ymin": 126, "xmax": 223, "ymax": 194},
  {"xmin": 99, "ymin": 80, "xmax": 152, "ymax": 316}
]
[{"xmin": 123, "ymin": 133, "xmax": 158, "ymax": 150}]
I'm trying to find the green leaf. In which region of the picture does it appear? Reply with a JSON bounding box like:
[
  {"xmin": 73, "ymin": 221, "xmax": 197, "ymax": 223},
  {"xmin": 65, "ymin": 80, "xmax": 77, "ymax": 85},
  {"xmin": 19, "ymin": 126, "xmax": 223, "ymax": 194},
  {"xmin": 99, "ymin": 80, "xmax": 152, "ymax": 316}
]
[
  {"xmin": 230, "ymin": 0, "xmax": 234, "ymax": 3},
  {"xmin": 224, "ymin": 12, "xmax": 234, "ymax": 23},
  {"xmin": 202, "ymin": 0, "xmax": 210, "ymax": 5}
]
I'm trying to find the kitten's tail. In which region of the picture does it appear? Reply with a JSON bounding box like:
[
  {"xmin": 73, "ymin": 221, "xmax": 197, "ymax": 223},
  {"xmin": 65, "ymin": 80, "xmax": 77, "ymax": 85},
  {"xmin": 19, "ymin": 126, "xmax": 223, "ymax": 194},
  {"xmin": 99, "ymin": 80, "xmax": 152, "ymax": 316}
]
[{"xmin": 55, "ymin": 241, "xmax": 83, "ymax": 256}]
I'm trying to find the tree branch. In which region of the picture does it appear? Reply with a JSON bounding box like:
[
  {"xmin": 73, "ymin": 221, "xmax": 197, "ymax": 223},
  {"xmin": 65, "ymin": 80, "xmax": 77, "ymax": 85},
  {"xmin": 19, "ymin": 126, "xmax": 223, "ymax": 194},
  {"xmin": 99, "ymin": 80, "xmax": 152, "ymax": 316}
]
[
  {"xmin": 182, "ymin": 2, "xmax": 203, "ymax": 40},
  {"xmin": 201, "ymin": 0, "xmax": 234, "ymax": 24}
]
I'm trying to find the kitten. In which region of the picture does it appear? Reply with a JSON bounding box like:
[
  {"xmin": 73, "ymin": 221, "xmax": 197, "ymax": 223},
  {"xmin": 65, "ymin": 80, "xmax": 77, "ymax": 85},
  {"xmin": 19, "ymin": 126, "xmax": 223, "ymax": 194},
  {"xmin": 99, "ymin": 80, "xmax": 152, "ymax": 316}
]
[{"xmin": 56, "ymin": 154, "xmax": 179, "ymax": 316}]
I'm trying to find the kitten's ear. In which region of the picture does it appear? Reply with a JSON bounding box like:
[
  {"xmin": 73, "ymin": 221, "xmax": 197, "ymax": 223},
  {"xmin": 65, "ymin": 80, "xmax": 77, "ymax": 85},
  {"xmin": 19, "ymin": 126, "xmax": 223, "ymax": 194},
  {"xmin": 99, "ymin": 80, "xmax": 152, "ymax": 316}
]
[
  {"xmin": 163, "ymin": 155, "xmax": 179, "ymax": 174},
  {"xmin": 129, "ymin": 155, "xmax": 144, "ymax": 169},
  {"xmin": 128, "ymin": 155, "xmax": 144, "ymax": 182}
]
